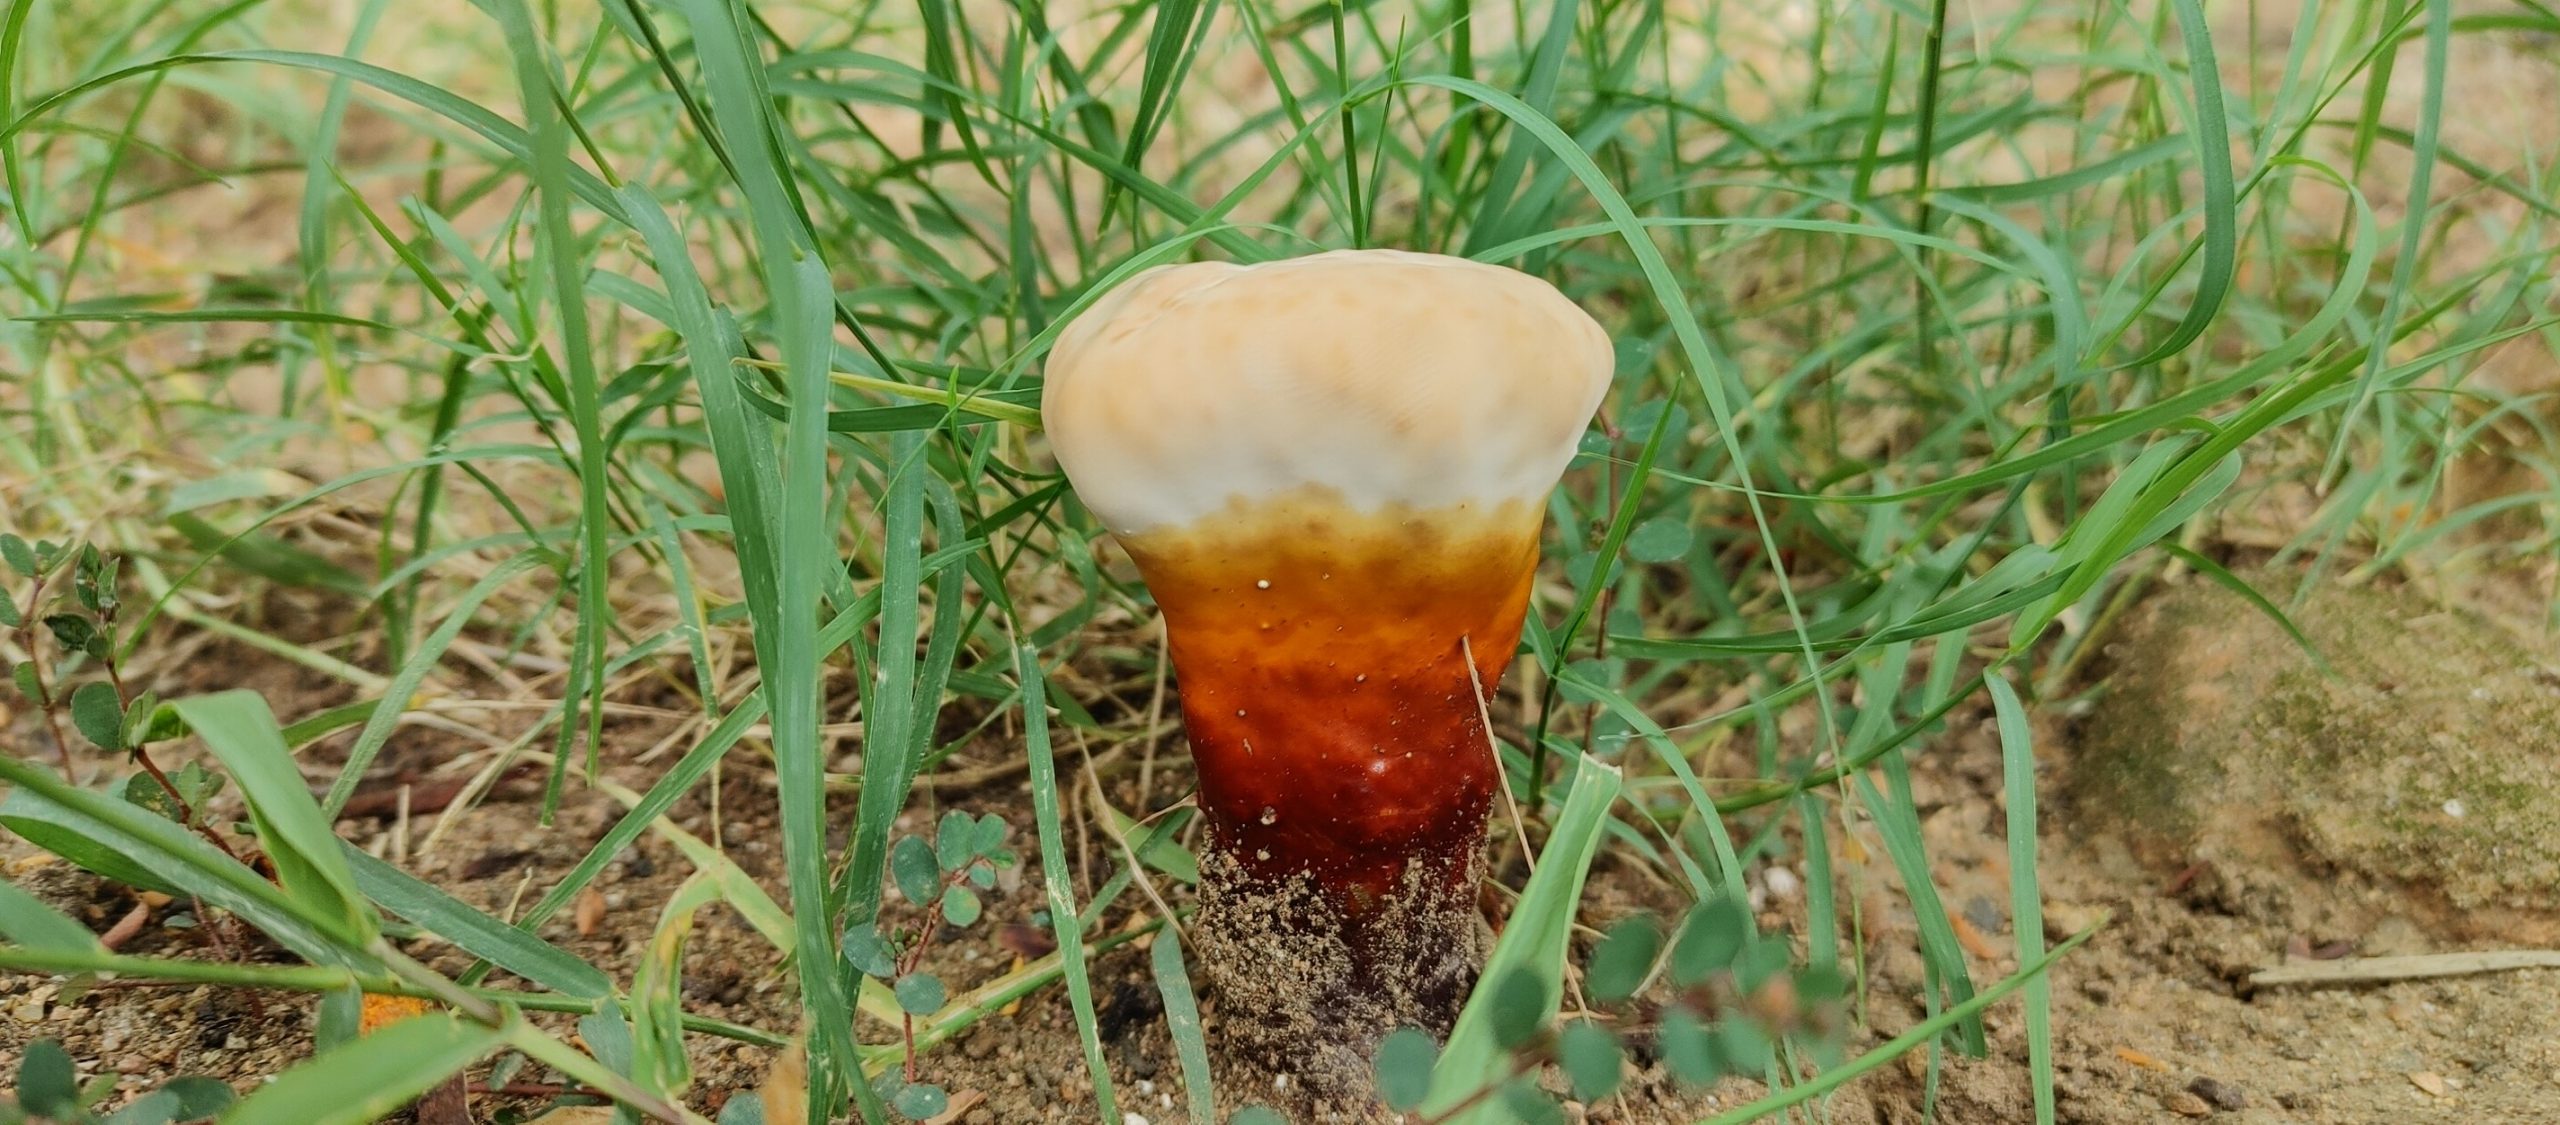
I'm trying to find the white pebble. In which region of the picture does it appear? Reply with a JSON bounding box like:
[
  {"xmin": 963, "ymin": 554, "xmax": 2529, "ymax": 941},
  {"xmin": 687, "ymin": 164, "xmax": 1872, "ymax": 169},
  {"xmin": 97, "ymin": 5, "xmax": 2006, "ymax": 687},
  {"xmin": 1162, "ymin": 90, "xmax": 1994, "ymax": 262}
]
[
  {"xmin": 1765, "ymin": 865, "xmax": 1802, "ymax": 900},
  {"xmin": 2444, "ymin": 799, "xmax": 2467, "ymax": 818},
  {"xmin": 1124, "ymin": 1114, "xmax": 1150, "ymax": 1125}
]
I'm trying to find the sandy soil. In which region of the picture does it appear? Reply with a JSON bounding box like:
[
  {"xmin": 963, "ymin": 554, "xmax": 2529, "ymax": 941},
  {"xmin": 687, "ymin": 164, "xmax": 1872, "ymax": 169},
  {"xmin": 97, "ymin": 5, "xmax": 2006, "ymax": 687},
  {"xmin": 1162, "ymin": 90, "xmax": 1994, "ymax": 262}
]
[{"xmin": 8, "ymin": 566, "xmax": 2560, "ymax": 1124}]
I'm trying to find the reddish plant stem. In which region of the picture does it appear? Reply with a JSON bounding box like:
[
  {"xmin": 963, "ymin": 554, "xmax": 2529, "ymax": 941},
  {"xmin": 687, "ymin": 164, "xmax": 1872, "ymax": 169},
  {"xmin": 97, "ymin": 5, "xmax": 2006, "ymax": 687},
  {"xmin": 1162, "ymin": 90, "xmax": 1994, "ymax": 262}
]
[{"xmin": 891, "ymin": 855, "xmax": 992, "ymax": 1083}]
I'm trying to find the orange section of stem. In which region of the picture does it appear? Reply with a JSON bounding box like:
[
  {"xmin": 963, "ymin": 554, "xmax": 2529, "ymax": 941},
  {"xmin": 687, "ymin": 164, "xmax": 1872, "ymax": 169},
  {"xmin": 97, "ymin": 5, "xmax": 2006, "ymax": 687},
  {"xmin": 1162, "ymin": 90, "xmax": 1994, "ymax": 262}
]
[{"xmin": 1121, "ymin": 488, "xmax": 1542, "ymax": 912}]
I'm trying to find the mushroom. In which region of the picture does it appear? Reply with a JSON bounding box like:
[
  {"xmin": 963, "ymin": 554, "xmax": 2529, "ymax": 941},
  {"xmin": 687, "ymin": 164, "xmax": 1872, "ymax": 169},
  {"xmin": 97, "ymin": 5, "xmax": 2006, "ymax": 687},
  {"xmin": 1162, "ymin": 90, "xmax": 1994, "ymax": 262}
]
[{"xmin": 1042, "ymin": 248, "xmax": 1612, "ymax": 1076}]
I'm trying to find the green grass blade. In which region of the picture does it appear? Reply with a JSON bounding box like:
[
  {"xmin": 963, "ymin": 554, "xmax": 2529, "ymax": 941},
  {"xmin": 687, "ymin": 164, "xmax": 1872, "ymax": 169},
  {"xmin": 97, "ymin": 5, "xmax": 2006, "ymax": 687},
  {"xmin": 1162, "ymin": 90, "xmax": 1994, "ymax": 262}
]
[
  {"xmin": 1150, "ymin": 932, "xmax": 1217, "ymax": 1125},
  {"xmin": 487, "ymin": 0, "xmax": 614, "ymax": 812},
  {"xmin": 217, "ymin": 1012, "xmax": 507, "ymax": 1125},
  {"xmin": 1420, "ymin": 754, "xmax": 1622, "ymax": 1120},
  {"xmin": 173, "ymin": 691, "xmax": 378, "ymax": 947},
  {"xmin": 318, "ymin": 551, "xmax": 546, "ymax": 818},
  {"xmin": 341, "ymin": 847, "xmax": 614, "ymax": 1000},
  {"xmin": 1016, "ymin": 643, "xmax": 1119, "ymax": 1121},
  {"xmin": 1986, "ymin": 673, "xmax": 2053, "ymax": 1123},
  {"xmin": 0, "ymin": 878, "xmax": 105, "ymax": 954}
]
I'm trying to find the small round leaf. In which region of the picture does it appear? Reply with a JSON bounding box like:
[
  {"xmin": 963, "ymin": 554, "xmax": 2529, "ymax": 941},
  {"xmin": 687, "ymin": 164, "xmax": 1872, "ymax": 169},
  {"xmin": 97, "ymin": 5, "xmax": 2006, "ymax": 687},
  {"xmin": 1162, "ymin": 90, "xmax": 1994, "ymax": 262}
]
[
  {"xmin": 16, "ymin": 1038, "xmax": 78, "ymax": 1115},
  {"xmin": 1585, "ymin": 915, "xmax": 1663, "ymax": 1004},
  {"xmin": 935, "ymin": 810, "xmax": 974, "ymax": 872},
  {"xmin": 1556, "ymin": 1020, "xmax": 1624, "ymax": 1102},
  {"xmin": 892, "ymin": 1081, "xmax": 949, "ymax": 1120},
  {"xmin": 1624, "ymin": 518, "xmax": 1694, "ymax": 564},
  {"xmin": 1488, "ymin": 967, "xmax": 1550, "ymax": 1049},
  {"xmin": 841, "ymin": 923, "xmax": 896, "ymax": 978},
  {"xmin": 891, "ymin": 835, "xmax": 941, "ymax": 906},
  {"xmin": 1720, "ymin": 1018, "xmax": 1776, "ymax": 1073},
  {"xmin": 1734, "ymin": 935, "xmax": 1793, "ymax": 992},
  {"xmin": 160, "ymin": 1074, "xmax": 238, "ymax": 1118},
  {"xmin": 717, "ymin": 1090, "xmax": 770, "ymax": 1125},
  {"xmin": 894, "ymin": 972, "xmax": 947, "ymax": 1016},
  {"xmin": 1794, "ymin": 964, "xmax": 1849, "ymax": 1005},
  {"xmin": 1659, "ymin": 1006, "xmax": 1725, "ymax": 1087},
  {"xmin": 941, "ymin": 885, "xmax": 982, "ymax": 927},
  {"xmin": 1670, "ymin": 896, "xmax": 1750, "ymax": 984},
  {"xmin": 1499, "ymin": 1081, "xmax": 1568, "ymax": 1125},
  {"xmin": 1372, "ymin": 1028, "xmax": 1438, "ymax": 1111},
  {"xmin": 0, "ymin": 533, "xmax": 36, "ymax": 576},
  {"xmin": 71, "ymin": 680, "xmax": 125, "ymax": 751}
]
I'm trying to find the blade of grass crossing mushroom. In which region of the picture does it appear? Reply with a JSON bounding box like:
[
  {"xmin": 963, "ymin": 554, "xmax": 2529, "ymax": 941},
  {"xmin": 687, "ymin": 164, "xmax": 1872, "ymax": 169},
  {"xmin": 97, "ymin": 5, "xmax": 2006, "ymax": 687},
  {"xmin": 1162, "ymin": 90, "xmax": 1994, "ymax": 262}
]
[
  {"xmin": 1150, "ymin": 931, "xmax": 1218, "ymax": 1125},
  {"xmin": 1419, "ymin": 75, "xmax": 1838, "ymax": 809},
  {"xmin": 1420, "ymin": 755, "xmax": 1621, "ymax": 1122},
  {"xmin": 1560, "ymin": 667, "xmax": 1737, "ymax": 899},
  {"xmin": 1016, "ymin": 644, "xmax": 1121, "ymax": 1121},
  {"xmin": 489, "ymin": 0, "xmax": 614, "ymax": 814},
  {"xmin": 1987, "ymin": 673, "xmax": 2054, "ymax": 1123}
]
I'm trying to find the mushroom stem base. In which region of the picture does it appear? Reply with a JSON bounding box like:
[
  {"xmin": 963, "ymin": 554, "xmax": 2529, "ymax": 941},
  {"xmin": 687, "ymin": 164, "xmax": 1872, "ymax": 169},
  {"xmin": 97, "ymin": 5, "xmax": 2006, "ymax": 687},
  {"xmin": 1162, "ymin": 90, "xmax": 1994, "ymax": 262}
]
[{"xmin": 1192, "ymin": 843, "xmax": 1488, "ymax": 1089}]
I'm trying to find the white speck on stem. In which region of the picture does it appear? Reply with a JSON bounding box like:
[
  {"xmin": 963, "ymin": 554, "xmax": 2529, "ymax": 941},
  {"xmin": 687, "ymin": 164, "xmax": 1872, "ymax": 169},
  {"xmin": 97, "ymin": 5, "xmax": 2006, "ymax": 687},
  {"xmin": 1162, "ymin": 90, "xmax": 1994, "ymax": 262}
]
[
  {"xmin": 1354, "ymin": 673, "xmax": 1368, "ymax": 684},
  {"xmin": 1236, "ymin": 708, "xmax": 1247, "ymax": 717},
  {"xmin": 1256, "ymin": 579, "xmax": 1271, "ymax": 589}
]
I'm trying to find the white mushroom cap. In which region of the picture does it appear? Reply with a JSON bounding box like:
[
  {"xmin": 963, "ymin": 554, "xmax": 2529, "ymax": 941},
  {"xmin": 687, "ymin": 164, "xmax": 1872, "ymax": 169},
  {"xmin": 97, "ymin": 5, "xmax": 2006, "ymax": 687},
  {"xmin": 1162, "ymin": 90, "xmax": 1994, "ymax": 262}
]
[{"xmin": 1042, "ymin": 249, "xmax": 1614, "ymax": 535}]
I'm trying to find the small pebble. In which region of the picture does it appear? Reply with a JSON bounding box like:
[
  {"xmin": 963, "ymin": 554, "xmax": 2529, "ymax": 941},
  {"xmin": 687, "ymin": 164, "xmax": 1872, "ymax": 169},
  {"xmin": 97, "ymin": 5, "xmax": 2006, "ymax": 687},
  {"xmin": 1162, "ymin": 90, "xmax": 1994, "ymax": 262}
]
[
  {"xmin": 2187, "ymin": 1076, "xmax": 2247, "ymax": 1111},
  {"xmin": 1764, "ymin": 866, "xmax": 1800, "ymax": 900},
  {"xmin": 1962, "ymin": 895, "xmax": 2007, "ymax": 935},
  {"xmin": 2408, "ymin": 1071, "xmax": 2449, "ymax": 1097},
  {"xmin": 2164, "ymin": 1090, "xmax": 2212, "ymax": 1117}
]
